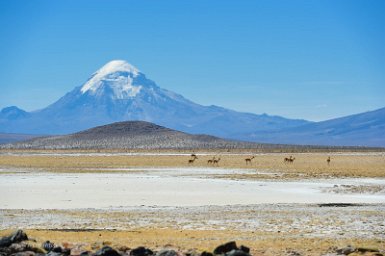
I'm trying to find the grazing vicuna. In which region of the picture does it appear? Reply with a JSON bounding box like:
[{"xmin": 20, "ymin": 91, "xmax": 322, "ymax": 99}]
[
  {"xmin": 284, "ymin": 156, "xmax": 295, "ymax": 163},
  {"xmin": 245, "ymin": 156, "xmax": 255, "ymax": 165},
  {"xmin": 207, "ymin": 157, "xmax": 215, "ymax": 165},
  {"xmin": 327, "ymin": 156, "xmax": 331, "ymax": 165},
  {"xmin": 213, "ymin": 157, "xmax": 221, "ymax": 166},
  {"xmin": 188, "ymin": 155, "xmax": 198, "ymax": 164}
]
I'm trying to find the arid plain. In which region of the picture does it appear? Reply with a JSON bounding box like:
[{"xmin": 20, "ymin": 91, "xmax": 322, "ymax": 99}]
[{"xmin": 1, "ymin": 150, "xmax": 385, "ymax": 255}]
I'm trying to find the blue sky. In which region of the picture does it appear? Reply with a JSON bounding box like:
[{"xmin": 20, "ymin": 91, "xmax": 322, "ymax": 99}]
[{"xmin": 0, "ymin": 0, "xmax": 384, "ymax": 121}]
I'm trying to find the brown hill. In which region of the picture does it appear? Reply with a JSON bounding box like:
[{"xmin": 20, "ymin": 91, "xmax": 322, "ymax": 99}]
[{"xmin": 1, "ymin": 121, "xmax": 265, "ymax": 150}]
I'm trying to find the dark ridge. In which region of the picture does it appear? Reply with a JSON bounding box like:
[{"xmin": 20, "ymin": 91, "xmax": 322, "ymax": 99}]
[
  {"xmin": 318, "ymin": 203, "xmax": 364, "ymax": 207},
  {"xmin": 0, "ymin": 120, "xmax": 257, "ymax": 150},
  {"xmin": 75, "ymin": 121, "xmax": 174, "ymax": 136}
]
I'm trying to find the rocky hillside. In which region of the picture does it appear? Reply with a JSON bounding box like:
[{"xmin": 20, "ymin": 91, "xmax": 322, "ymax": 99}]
[{"xmin": 0, "ymin": 121, "xmax": 269, "ymax": 150}]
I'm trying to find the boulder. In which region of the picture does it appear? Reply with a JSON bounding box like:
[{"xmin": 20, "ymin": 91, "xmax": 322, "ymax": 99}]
[
  {"xmin": 213, "ymin": 242, "xmax": 238, "ymax": 255},
  {"xmin": 335, "ymin": 246, "xmax": 355, "ymax": 255},
  {"xmin": 129, "ymin": 247, "xmax": 153, "ymax": 256},
  {"xmin": 0, "ymin": 231, "xmax": 28, "ymax": 248},
  {"xmin": 94, "ymin": 247, "xmax": 120, "ymax": 256},
  {"xmin": 155, "ymin": 250, "xmax": 178, "ymax": 256},
  {"xmin": 0, "ymin": 247, "xmax": 12, "ymax": 256},
  {"xmin": 51, "ymin": 248, "xmax": 61, "ymax": 254},
  {"xmin": 42, "ymin": 242, "xmax": 55, "ymax": 253},
  {"xmin": 10, "ymin": 231, "xmax": 28, "ymax": 244},
  {"xmin": 356, "ymin": 247, "xmax": 380, "ymax": 253},
  {"xmin": 54, "ymin": 248, "xmax": 70, "ymax": 256},
  {"xmin": 46, "ymin": 252, "xmax": 64, "ymax": 256},
  {"xmin": 9, "ymin": 242, "xmax": 32, "ymax": 253},
  {"xmin": 224, "ymin": 250, "xmax": 250, "ymax": 256}
]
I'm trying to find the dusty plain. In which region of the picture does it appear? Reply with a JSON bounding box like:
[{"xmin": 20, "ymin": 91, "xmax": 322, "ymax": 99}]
[
  {"xmin": 1, "ymin": 150, "xmax": 385, "ymax": 255},
  {"xmin": 1, "ymin": 151, "xmax": 385, "ymax": 178}
]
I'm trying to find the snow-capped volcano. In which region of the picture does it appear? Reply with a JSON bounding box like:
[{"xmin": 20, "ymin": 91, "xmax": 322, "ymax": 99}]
[
  {"xmin": 80, "ymin": 60, "xmax": 142, "ymax": 99},
  {"xmin": 1, "ymin": 59, "xmax": 384, "ymax": 146},
  {"xmin": 0, "ymin": 60, "xmax": 311, "ymax": 142}
]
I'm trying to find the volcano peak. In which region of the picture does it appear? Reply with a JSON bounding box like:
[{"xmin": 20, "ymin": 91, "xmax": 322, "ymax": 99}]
[{"xmin": 80, "ymin": 60, "xmax": 142, "ymax": 98}]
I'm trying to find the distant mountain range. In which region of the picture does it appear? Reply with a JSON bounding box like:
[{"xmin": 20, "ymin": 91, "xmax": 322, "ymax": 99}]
[
  {"xmin": 2, "ymin": 121, "xmax": 382, "ymax": 150},
  {"xmin": 237, "ymin": 107, "xmax": 385, "ymax": 147},
  {"xmin": 0, "ymin": 60, "xmax": 384, "ymax": 147},
  {"xmin": 0, "ymin": 133, "xmax": 40, "ymax": 144}
]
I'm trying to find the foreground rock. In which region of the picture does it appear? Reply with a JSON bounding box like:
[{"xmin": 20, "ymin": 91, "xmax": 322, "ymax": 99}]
[
  {"xmin": 0, "ymin": 233, "xmax": 250, "ymax": 256},
  {"xmin": 212, "ymin": 242, "xmax": 250, "ymax": 256},
  {"xmin": 0, "ymin": 230, "xmax": 28, "ymax": 247},
  {"xmin": 1, "ymin": 230, "xmax": 384, "ymax": 256},
  {"xmin": 94, "ymin": 246, "xmax": 121, "ymax": 256},
  {"xmin": 129, "ymin": 247, "xmax": 154, "ymax": 256},
  {"xmin": 325, "ymin": 245, "xmax": 382, "ymax": 255},
  {"xmin": 0, "ymin": 231, "xmax": 46, "ymax": 256}
]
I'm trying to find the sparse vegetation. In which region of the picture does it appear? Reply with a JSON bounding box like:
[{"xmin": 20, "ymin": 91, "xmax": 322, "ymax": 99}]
[
  {"xmin": 1, "ymin": 204, "xmax": 384, "ymax": 255},
  {"xmin": 1, "ymin": 152, "xmax": 384, "ymax": 178}
]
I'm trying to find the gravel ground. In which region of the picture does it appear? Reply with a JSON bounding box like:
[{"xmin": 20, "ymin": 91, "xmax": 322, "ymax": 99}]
[{"xmin": 1, "ymin": 204, "xmax": 384, "ymax": 240}]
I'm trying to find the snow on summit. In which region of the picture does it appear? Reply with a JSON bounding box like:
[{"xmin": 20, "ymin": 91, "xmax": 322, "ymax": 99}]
[{"xmin": 81, "ymin": 60, "xmax": 142, "ymax": 99}]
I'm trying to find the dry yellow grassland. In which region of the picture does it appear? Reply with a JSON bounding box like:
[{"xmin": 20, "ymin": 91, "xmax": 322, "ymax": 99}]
[{"xmin": 0, "ymin": 153, "xmax": 384, "ymax": 178}]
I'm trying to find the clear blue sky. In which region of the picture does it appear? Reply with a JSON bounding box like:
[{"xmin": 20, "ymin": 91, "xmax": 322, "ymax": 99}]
[{"xmin": 0, "ymin": 0, "xmax": 384, "ymax": 121}]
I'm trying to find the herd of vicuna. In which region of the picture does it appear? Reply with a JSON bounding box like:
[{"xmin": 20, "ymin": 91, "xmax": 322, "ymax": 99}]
[{"xmin": 188, "ymin": 154, "xmax": 332, "ymax": 166}]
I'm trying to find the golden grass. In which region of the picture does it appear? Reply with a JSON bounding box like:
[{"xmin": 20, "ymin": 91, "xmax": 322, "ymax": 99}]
[
  {"xmin": 0, "ymin": 229, "xmax": 383, "ymax": 256},
  {"xmin": 0, "ymin": 152, "xmax": 385, "ymax": 178}
]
